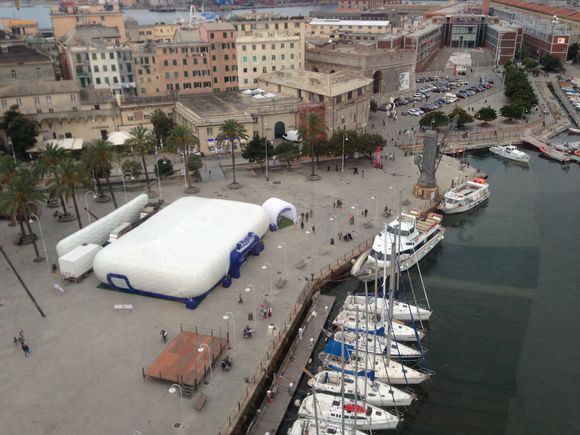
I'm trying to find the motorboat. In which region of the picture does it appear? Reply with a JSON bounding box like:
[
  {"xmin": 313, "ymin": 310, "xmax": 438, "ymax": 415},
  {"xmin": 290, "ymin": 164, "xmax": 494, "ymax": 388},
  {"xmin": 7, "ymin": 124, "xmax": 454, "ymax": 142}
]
[
  {"xmin": 569, "ymin": 127, "xmax": 580, "ymax": 134},
  {"xmin": 308, "ymin": 371, "xmax": 416, "ymax": 407},
  {"xmin": 489, "ymin": 144, "xmax": 530, "ymax": 163},
  {"xmin": 571, "ymin": 149, "xmax": 580, "ymax": 163},
  {"xmin": 322, "ymin": 352, "xmax": 433, "ymax": 385},
  {"xmin": 351, "ymin": 212, "xmax": 445, "ymax": 277},
  {"xmin": 343, "ymin": 294, "xmax": 432, "ymax": 322},
  {"xmin": 320, "ymin": 336, "xmax": 423, "ymax": 362},
  {"xmin": 335, "ymin": 313, "xmax": 425, "ymax": 342},
  {"xmin": 440, "ymin": 178, "xmax": 490, "ymax": 214},
  {"xmin": 332, "ymin": 331, "xmax": 424, "ymax": 360},
  {"xmin": 538, "ymin": 144, "xmax": 572, "ymax": 163},
  {"xmin": 298, "ymin": 394, "xmax": 401, "ymax": 430},
  {"xmin": 288, "ymin": 418, "xmax": 367, "ymax": 435}
]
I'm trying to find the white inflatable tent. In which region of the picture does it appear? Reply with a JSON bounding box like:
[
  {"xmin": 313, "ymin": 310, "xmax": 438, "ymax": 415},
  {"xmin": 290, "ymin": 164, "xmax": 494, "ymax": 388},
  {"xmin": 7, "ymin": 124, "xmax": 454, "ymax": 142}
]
[
  {"xmin": 93, "ymin": 196, "xmax": 269, "ymax": 303},
  {"xmin": 261, "ymin": 197, "xmax": 297, "ymax": 226}
]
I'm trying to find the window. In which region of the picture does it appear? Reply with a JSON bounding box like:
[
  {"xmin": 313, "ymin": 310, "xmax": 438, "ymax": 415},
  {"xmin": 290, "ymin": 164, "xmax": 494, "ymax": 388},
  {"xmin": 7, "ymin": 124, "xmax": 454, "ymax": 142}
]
[
  {"xmin": 183, "ymin": 58, "xmax": 188, "ymax": 65},
  {"xmin": 172, "ymin": 59, "xmax": 177, "ymax": 66},
  {"xmin": 262, "ymin": 67, "xmax": 267, "ymax": 73},
  {"xmin": 92, "ymin": 53, "xmax": 97, "ymax": 60},
  {"xmin": 242, "ymin": 45, "xmax": 246, "ymax": 51},
  {"xmin": 242, "ymin": 56, "xmax": 248, "ymax": 63},
  {"xmin": 76, "ymin": 53, "xmax": 82, "ymax": 63},
  {"xmin": 243, "ymin": 67, "xmax": 248, "ymax": 73},
  {"xmin": 290, "ymin": 54, "xmax": 294, "ymax": 60},
  {"xmin": 100, "ymin": 53, "xmax": 105, "ymax": 60},
  {"xmin": 173, "ymin": 72, "xmax": 178, "ymax": 78},
  {"xmin": 271, "ymin": 44, "xmax": 275, "ymax": 49},
  {"xmin": 109, "ymin": 52, "xmax": 114, "ymax": 59},
  {"xmin": 281, "ymin": 54, "xmax": 285, "ymax": 61},
  {"xmin": 244, "ymin": 78, "xmax": 248, "ymax": 84},
  {"xmin": 281, "ymin": 43, "xmax": 285, "ymax": 49},
  {"xmin": 262, "ymin": 55, "xmax": 266, "ymax": 61},
  {"xmin": 252, "ymin": 56, "xmax": 257, "ymax": 62},
  {"xmin": 271, "ymin": 55, "xmax": 276, "ymax": 61},
  {"xmin": 223, "ymin": 32, "xmax": 227, "ymax": 38},
  {"xmin": 165, "ymin": 72, "xmax": 170, "ymax": 79},
  {"xmin": 96, "ymin": 78, "xmax": 101, "ymax": 84},
  {"xmin": 113, "ymin": 77, "xmax": 118, "ymax": 84},
  {"xmin": 34, "ymin": 96, "xmax": 40, "ymax": 104},
  {"xmin": 94, "ymin": 65, "xmax": 99, "ymax": 72},
  {"xmin": 212, "ymin": 55, "xmax": 216, "ymax": 61},
  {"xmin": 261, "ymin": 44, "xmax": 265, "ymax": 50},
  {"xmin": 252, "ymin": 67, "xmax": 257, "ymax": 73},
  {"xmin": 212, "ymin": 66, "xmax": 217, "ymax": 72},
  {"xmin": 211, "ymin": 43, "xmax": 215, "ymax": 50},
  {"xmin": 225, "ymin": 65, "xmax": 230, "ymax": 71},
  {"xmin": 207, "ymin": 127, "xmax": 213, "ymax": 135},
  {"xmin": 103, "ymin": 65, "xmax": 108, "ymax": 72},
  {"xmin": 111, "ymin": 64, "xmax": 116, "ymax": 72},
  {"xmin": 70, "ymin": 94, "xmax": 76, "ymax": 102},
  {"xmin": 184, "ymin": 71, "xmax": 189, "ymax": 77},
  {"xmin": 290, "ymin": 43, "xmax": 294, "ymax": 48},
  {"xmin": 252, "ymin": 44, "xmax": 256, "ymax": 50}
]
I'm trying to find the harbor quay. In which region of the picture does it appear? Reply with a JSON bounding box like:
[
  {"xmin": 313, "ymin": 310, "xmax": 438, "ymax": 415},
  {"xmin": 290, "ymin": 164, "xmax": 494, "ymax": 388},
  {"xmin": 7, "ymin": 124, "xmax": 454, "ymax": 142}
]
[{"xmin": 0, "ymin": 153, "xmax": 476, "ymax": 435}]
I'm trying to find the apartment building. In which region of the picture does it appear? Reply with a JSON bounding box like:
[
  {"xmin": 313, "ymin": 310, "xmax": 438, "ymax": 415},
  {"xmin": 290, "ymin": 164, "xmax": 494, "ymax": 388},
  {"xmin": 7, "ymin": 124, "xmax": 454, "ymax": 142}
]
[
  {"xmin": 51, "ymin": 3, "xmax": 126, "ymax": 42},
  {"xmin": 199, "ymin": 22, "xmax": 238, "ymax": 92},
  {"xmin": 485, "ymin": 22, "xmax": 523, "ymax": 65},
  {"xmin": 1, "ymin": 18, "xmax": 39, "ymax": 36},
  {"xmin": 306, "ymin": 18, "xmax": 391, "ymax": 39},
  {"xmin": 126, "ymin": 22, "xmax": 178, "ymax": 43},
  {"xmin": 0, "ymin": 43, "xmax": 55, "ymax": 86}
]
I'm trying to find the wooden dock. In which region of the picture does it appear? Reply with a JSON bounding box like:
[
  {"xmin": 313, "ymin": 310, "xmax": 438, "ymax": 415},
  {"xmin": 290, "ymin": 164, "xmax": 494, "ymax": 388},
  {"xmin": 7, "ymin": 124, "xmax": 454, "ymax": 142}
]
[
  {"xmin": 144, "ymin": 329, "xmax": 226, "ymax": 394},
  {"xmin": 248, "ymin": 294, "xmax": 336, "ymax": 435},
  {"xmin": 520, "ymin": 135, "xmax": 547, "ymax": 149}
]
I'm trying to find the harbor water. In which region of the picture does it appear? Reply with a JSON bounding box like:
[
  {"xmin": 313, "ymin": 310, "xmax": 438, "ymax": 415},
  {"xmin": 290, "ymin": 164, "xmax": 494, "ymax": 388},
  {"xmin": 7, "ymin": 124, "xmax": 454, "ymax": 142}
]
[{"xmin": 283, "ymin": 147, "xmax": 580, "ymax": 434}]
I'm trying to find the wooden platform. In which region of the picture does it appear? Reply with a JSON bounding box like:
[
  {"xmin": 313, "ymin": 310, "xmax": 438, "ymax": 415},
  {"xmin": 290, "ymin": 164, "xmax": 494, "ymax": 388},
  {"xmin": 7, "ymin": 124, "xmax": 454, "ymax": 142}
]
[{"xmin": 144, "ymin": 331, "xmax": 226, "ymax": 388}]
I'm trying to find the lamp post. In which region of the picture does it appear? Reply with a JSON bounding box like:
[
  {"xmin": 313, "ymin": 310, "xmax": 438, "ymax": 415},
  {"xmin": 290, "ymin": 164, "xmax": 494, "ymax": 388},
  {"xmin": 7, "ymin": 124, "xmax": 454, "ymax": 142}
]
[
  {"xmin": 7, "ymin": 137, "xmax": 16, "ymax": 162},
  {"xmin": 198, "ymin": 343, "xmax": 214, "ymax": 386},
  {"xmin": 520, "ymin": 108, "xmax": 528, "ymax": 123},
  {"xmin": 262, "ymin": 261, "xmax": 273, "ymax": 300},
  {"xmin": 341, "ymin": 130, "xmax": 348, "ymax": 172},
  {"xmin": 329, "ymin": 215, "xmax": 337, "ymax": 241},
  {"xmin": 245, "ymin": 284, "xmax": 257, "ymax": 320},
  {"xmin": 370, "ymin": 195, "xmax": 378, "ymax": 221},
  {"xmin": 305, "ymin": 230, "xmax": 316, "ymax": 275},
  {"xmin": 265, "ymin": 136, "xmax": 269, "ymax": 182},
  {"xmin": 223, "ymin": 311, "xmax": 236, "ymax": 347},
  {"xmin": 168, "ymin": 384, "xmax": 183, "ymax": 421},
  {"xmin": 28, "ymin": 214, "xmax": 49, "ymax": 271},
  {"xmin": 155, "ymin": 159, "xmax": 165, "ymax": 201},
  {"xmin": 84, "ymin": 191, "xmax": 96, "ymax": 224},
  {"xmin": 121, "ymin": 172, "xmax": 135, "ymax": 203},
  {"xmin": 277, "ymin": 243, "xmax": 287, "ymax": 278},
  {"xmin": 350, "ymin": 203, "xmax": 358, "ymax": 219}
]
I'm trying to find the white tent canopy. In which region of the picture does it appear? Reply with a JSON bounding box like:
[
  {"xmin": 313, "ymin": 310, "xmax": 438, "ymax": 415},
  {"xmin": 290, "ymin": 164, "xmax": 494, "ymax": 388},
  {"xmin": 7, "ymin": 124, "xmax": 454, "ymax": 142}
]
[
  {"xmin": 261, "ymin": 197, "xmax": 297, "ymax": 225},
  {"xmin": 108, "ymin": 131, "xmax": 133, "ymax": 146}
]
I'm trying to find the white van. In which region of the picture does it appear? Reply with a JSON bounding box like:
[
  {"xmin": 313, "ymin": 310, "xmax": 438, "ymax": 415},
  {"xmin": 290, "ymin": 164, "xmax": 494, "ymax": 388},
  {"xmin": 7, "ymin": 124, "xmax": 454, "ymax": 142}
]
[
  {"xmin": 282, "ymin": 130, "xmax": 302, "ymax": 143},
  {"xmin": 445, "ymin": 93, "xmax": 458, "ymax": 102}
]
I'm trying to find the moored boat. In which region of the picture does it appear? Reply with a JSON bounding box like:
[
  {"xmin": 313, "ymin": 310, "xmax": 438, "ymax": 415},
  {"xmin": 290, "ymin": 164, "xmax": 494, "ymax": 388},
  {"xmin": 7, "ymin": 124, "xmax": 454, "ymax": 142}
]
[
  {"xmin": 320, "ymin": 337, "xmax": 423, "ymax": 361},
  {"xmin": 489, "ymin": 144, "xmax": 530, "ymax": 163},
  {"xmin": 440, "ymin": 178, "xmax": 490, "ymax": 214},
  {"xmin": 538, "ymin": 144, "xmax": 572, "ymax": 163},
  {"xmin": 337, "ymin": 314, "xmax": 425, "ymax": 342},
  {"xmin": 343, "ymin": 294, "xmax": 432, "ymax": 322},
  {"xmin": 288, "ymin": 417, "xmax": 367, "ymax": 435}
]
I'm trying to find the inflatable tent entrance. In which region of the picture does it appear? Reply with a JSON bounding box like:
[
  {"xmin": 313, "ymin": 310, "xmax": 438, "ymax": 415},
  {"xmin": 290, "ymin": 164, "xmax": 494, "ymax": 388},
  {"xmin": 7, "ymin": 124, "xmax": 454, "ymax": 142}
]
[{"xmin": 261, "ymin": 197, "xmax": 297, "ymax": 228}]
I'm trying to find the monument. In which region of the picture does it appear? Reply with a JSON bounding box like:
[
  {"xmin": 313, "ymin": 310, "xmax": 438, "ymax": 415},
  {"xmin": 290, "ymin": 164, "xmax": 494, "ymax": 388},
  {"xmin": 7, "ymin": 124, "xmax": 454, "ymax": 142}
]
[{"xmin": 412, "ymin": 130, "xmax": 440, "ymax": 200}]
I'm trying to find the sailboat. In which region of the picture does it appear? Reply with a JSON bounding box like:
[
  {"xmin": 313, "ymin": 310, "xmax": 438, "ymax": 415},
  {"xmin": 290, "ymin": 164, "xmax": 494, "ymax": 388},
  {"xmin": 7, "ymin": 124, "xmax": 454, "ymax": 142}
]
[
  {"xmin": 298, "ymin": 393, "xmax": 402, "ymax": 430},
  {"xmin": 334, "ymin": 311, "xmax": 425, "ymax": 342},
  {"xmin": 288, "ymin": 418, "xmax": 367, "ymax": 435},
  {"xmin": 342, "ymin": 294, "xmax": 432, "ymax": 322},
  {"xmin": 308, "ymin": 370, "xmax": 416, "ymax": 407},
  {"xmin": 331, "ymin": 331, "xmax": 424, "ymax": 361}
]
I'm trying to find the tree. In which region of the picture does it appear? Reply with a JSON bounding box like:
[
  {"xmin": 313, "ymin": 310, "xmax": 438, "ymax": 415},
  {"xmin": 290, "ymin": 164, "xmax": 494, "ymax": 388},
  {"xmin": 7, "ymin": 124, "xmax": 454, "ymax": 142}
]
[
  {"xmin": 186, "ymin": 154, "xmax": 203, "ymax": 191},
  {"xmin": 475, "ymin": 106, "xmax": 497, "ymax": 124},
  {"xmin": 121, "ymin": 159, "xmax": 143, "ymax": 179},
  {"xmin": 370, "ymin": 99, "xmax": 378, "ymax": 112},
  {"xmin": 419, "ymin": 111, "xmax": 449, "ymax": 129},
  {"xmin": 242, "ymin": 134, "xmax": 273, "ymax": 168},
  {"xmin": 355, "ymin": 133, "xmax": 385, "ymax": 161},
  {"xmin": 0, "ymin": 154, "xmax": 18, "ymax": 192},
  {"xmin": 154, "ymin": 158, "xmax": 174, "ymax": 177},
  {"xmin": 500, "ymin": 101, "xmax": 526, "ymax": 121},
  {"xmin": 150, "ymin": 109, "xmax": 174, "ymax": 148},
  {"xmin": 299, "ymin": 112, "xmax": 326, "ymax": 179},
  {"xmin": 84, "ymin": 139, "xmax": 118, "ymax": 209},
  {"xmin": 51, "ymin": 159, "xmax": 86, "ymax": 229},
  {"xmin": 515, "ymin": 47, "xmax": 529, "ymax": 62},
  {"xmin": 3, "ymin": 106, "xmax": 38, "ymax": 158},
  {"xmin": 0, "ymin": 169, "xmax": 45, "ymax": 260},
  {"xmin": 35, "ymin": 142, "xmax": 73, "ymax": 219},
  {"xmin": 567, "ymin": 42, "xmax": 579, "ymax": 61},
  {"xmin": 523, "ymin": 58, "xmax": 539, "ymax": 71},
  {"xmin": 166, "ymin": 124, "xmax": 200, "ymax": 192},
  {"xmin": 449, "ymin": 107, "xmax": 474, "ymax": 127},
  {"xmin": 540, "ymin": 54, "xmax": 562, "ymax": 72},
  {"xmin": 217, "ymin": 119, "xmax": 248, "ymax": 188},
  {"xmin": 126, "ymin": 125, "xmax": 154, "ymax": 190},
  {"xmin": 274, "ymin": 141, "xmax": 301, "ymax": 168}
]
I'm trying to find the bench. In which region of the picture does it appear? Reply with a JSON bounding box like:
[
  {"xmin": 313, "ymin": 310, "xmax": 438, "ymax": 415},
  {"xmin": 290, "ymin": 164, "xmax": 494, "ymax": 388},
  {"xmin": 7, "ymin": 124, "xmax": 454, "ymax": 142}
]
[
  {"xmin": 193, "ymin": 393, "xmax": 208, "ymax": 411},
  {"xmin": 113, "ymin": 304, "xmax": 134, "ymax": 311}
]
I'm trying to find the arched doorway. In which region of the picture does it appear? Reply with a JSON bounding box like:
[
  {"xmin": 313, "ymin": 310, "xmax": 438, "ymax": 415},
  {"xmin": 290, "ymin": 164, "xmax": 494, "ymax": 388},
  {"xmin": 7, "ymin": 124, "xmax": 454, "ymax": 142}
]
[
  {"xmin": 373, "ymin": 71, "xmax": 382, "ymax": 94},
  {"xmin": 312, "ymin": 67, "xmax": 319, "ymax": 72},
  {"xmin": 274, "ymin": 121, "xmax": 285, "ymax": 138}
]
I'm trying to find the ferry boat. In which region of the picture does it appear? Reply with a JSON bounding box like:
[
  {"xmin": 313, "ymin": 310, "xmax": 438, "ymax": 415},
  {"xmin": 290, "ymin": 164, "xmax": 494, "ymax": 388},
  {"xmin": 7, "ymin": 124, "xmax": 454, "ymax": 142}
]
[
  {"xmin": 308, "ymin": 371, "xmax": 416, "ymax": 407},
  {"xmin": 351, "ymin": 212, "xmax": 445, "ymax": 277},
  {"xmin": 342, "ymin": 294, "xmax": 432, "ymax": 322},
  {"xmin": 489, "ymin": 144, "xmax": 530, "ymax": 163},
  {"xmin": 440, "ymin": 178, "xmax": 490, "ymax": 214},
  {"xmin": 288, "ymin": 418, "xmax": 367, "ymax": 435},
  {"xmin": 298, "ymin": 394, "xmax": 402, "ymax": 430}
]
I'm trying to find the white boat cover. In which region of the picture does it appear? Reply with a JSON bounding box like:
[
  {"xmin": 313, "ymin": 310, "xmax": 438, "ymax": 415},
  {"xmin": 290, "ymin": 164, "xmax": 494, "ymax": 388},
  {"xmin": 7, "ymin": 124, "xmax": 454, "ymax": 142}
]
[
  {"xmin": 56, "ymin": 194, "xmax": 148, "ymax": 257},
  {"xmin": 261, "ymin": 197, "xmax": 297, "ymax": 225},
  {"xmin": 93, "ymin": 196, "xmax": 270, "ymax": 298}
]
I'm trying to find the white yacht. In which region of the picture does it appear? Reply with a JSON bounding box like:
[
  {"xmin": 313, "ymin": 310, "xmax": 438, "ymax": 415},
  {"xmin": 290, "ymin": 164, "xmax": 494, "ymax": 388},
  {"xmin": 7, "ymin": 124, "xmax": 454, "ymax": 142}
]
[
  {"xmin": 334, "ymin": 312, "xmax": 425, "ymax": 342},
  {"xmin": 288, "ymin": 418, "xmax": 367, "ymax": 435},
  {"xmin": 332, "ymin": 331, "xmax": 423, "ymax": 361},
  {"xmin": 351, "ymin": 212, "xmax": 445, "ymax": 278},
  {"xmin": 308, "ymin": 371, "xmax": 416, "ymax": 407},
  {"xmin": 322, "ymin": 352, "xmax": 432, "ymax": 385},
  {"xmin": 298, "ymin": 394, "xmax": 401, "ymax": 430},
  {"xmin": 489, "ymin": 144, "xmax": 531, "ymax": 163},
  {"xmin": 343, "ymin": 294, "xmax": 432, "ymax": 322},
  {"xmin": 440, "ymin": 178, "xmax": 490, "ymax": 214}
]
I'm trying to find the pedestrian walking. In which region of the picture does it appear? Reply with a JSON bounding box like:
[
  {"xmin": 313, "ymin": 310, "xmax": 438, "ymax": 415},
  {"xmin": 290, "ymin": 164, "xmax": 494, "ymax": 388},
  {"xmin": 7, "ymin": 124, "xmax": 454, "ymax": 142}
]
[
  {"xmin": 338, "ymin": 232, "xmax": 343, "ymax": 240},
  {"xmin": 309, "ymin": 208, "xmax": 313, "ymax": 217},
  {"xmin": 333, "ymin": 201, "xmax": 336, "ymax": 208},
  {"xmin": 21, "ymin": 342, "xmax": 31, "ymax": 357},
  {"xmin": 305, "ymin": 212, "xmax": 309, "ymax": 222},
  {"xmin": 301, "ymin": 212, "xmax": 304, "ymax": 221},
  {"xmin": 311, "ymin": 225, "xmax": 316, "ymax": 234},
  {"xmin": 300, "ymin": 220, "xmax": 304, "ymax": 230},
  {"xmin": 160, "ymin": 329, "xmax": 168, "ymax": 344},
  {"xmin": 361, "ymin": 169, "xmax": 365, "ymax": 178},
  {"xmin": 364, "ymin": 209, "xmax": 368, "ymax": 218},
  {"xmin": 267, "ymin": 306, "xmax": 272, "ymax": 318},
  {"xmin": 14, "ymin": 329, "xmax": 25, "ymax": 345}
]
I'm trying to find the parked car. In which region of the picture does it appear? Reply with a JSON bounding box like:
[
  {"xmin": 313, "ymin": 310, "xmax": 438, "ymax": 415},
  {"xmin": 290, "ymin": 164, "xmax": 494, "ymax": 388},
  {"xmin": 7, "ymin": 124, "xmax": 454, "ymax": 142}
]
[
  {"xmin": 407, "ymin": 108, "xmax": 424, "ymax": 116},
  {"xmin": 413, "ymin": 94, "xmax": 425, "ymax": 101},
  {"xmin": 456, "ymin": 92, "xmax": 467, "ymax": 99},
  {"xmin": 466, "ymin": 90, "xmax": 476, "ymax": 96}
]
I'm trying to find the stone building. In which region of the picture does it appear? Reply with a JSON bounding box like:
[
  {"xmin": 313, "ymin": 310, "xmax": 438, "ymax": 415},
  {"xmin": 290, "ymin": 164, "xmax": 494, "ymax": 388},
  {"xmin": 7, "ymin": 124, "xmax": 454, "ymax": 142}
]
[
  {"xmin": 305, "ymin": 43, "xmax": 415, "ymax": 99},
  {"xmin": 257, "ymin": 69, "xmax": 372, "ymax": 135},
  {"xmin": 51, "ymin": 3, "xmax": 126, "ymax": 42},
  {"xmin": 0, "ymin": 43, "xmax": 56, "ymax": 86}
]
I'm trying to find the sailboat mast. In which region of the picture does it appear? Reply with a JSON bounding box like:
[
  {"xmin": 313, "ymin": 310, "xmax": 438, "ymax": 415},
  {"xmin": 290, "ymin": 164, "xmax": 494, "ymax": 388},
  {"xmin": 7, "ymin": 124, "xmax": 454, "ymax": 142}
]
[
  {"xmin": 311, "ymin": 387, "xmax": 320, "ymax": 435},
  {"xmin": 363, "ymin": 281, "xmax": 369, "ymax": 400},
  {"xmin": 372, "ymin": 267, "xmax": 378, "ymax": 379},
  {"xmin": 341, "ymin": 331, "xmax": 346, "ymax": 433},
  {"xmin": 354, "ymin": 305, "xmax": 359, "ymax": 433}
]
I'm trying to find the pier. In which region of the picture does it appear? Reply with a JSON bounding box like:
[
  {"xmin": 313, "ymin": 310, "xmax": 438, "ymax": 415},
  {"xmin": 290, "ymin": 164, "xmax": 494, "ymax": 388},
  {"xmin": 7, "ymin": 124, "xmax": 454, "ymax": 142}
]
[{"xmin": 247, "ymin": 294, "xmax": 336, "ymax": 435}]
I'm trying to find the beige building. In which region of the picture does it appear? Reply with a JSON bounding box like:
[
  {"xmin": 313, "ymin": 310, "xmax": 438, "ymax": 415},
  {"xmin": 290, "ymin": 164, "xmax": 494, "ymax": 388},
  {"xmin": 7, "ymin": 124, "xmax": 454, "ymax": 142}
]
[
  {"xmin": 306, "ymin": 18, "xmax": 391, "ymax": 39},
  {"xmin": 0, "ymin": 43, "xmax": 56, "ymax": 86},
  {"xmin": 174, "ymin": 92, "xmax": 301, "ymax": 154},
  {"xmin": 1, "ymin": 18, "xmax": 39, "ymax": 36},
  {"xmin": 125, "ymin": 22, "xmax": 178, "ymax": 43},
  {"xmin": 51, "ymin": 3, "xmax": 126, "ymax": 42},
  {"xmin": 257, "ymin": 69, "xmax": 372, "ymax": 135}
]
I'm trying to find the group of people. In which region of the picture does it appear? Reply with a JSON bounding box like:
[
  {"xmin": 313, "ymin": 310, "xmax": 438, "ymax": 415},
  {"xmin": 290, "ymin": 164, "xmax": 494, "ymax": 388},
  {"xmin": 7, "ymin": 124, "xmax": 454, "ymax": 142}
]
[
  {"xmin": 13, "ymin": 329, "xmax": 31, "ymax": 357},
  {"xmin": 243, "ymin": 325, "xmax": 255, "ymax": 339},
  {"xmin": 338, "ymin": 232, "xmax": 353, "ymax": 241}
]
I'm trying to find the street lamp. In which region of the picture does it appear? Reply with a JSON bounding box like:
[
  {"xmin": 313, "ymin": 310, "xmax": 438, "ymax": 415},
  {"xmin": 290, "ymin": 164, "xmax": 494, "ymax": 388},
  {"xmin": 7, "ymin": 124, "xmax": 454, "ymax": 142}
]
[
  {"xmin": 168, "ymin": 383, "xmax": 183, "ymax": 421},
  {"xmin": 7, "ymin": 137, "xmax": 16, "ymax": 162},
  {"xmin": 520, "ymin": 108, "xmax": 529, "ymax": 123},
  {"xmin": 84, "ymin": 191, "xmax": 97, "ymax": 224},
  {"xmin": 276, "ymin": 243, "xmax": 287, "ymax": 278},
  {"xmin": 198, "ymin": 343, "xmax": 214, "ymax": 386},
  {"xmin": 223, "ymin": 311, "xmax": 236, "ymax": 347},
  {"xmin": 265, "ymin": 137, "xmax": 270, "ymax": 182},
  {"xmin": 262, "ymin": 261, "xmax": 273, "ymax": 299},
  {"xmin": 341, "ymin": 130, "xmax": 348, "ymax": 172},
  {"xmin": 245, "ymin": 284, "xmax": 257, "ymax": 320},
  {"xmin": 305, "ymin": 230, "xmax": 316, "ymax": 275},
  {"xmin": 370, "ymin": 195, "xmax": 378, "ymax": 221},
  {"xmin": 121, "ymin": 172, "xmax": 135, "ymax": 204},
  {"xmin": 28, "ymin": 214, "xmax": 49, "ymax": 271},
  {"xmin": 156, "ymin": 159, "xmax": 165, "ymax": 201}
]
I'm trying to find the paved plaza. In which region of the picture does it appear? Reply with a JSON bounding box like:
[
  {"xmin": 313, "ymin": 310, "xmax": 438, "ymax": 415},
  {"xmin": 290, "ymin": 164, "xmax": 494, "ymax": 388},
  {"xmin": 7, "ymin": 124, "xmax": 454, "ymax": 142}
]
[{"xmin": 0, "ymin": 151, "xmax": 474, "ymax": 435}]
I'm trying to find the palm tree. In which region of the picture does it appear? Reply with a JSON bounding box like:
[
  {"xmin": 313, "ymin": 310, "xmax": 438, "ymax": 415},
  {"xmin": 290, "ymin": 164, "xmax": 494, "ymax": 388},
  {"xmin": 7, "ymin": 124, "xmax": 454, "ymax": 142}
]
[
  {"xmin": 217, "ymin": 119, "xmax": 248, "ymax": 188},
  {"xmin": 35, "ymin": 142, "xmax": 74, "ymax": 219},
  {"xmin": 299, "ymin": 112, "xmax": 326, "ymax": 180},
  {"xmin": 0, "ymin": 154, "xmax": 19, "ymax": 226},
  {"xmin": 167, "ymin": 124, "xmax": 199, "ymax": 193},
  {"xmin": 0, "ymin": 169, "xmax": 45, "ymax": 261},
  {"xmin": 51, "ymin": 158, "xmax": 86, "ymax": 229},
  {"xmin": 84, "ymin": 139, "xmax": 118, "ymax": 209},
  {"xmin": 126, "ymin": 125, "xmax": 155, "ymax": 191}
]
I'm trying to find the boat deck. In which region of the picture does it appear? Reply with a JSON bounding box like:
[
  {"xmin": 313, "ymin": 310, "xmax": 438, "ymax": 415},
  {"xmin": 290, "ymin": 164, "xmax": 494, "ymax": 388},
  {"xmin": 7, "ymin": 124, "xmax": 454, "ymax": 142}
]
[{"xmin": 144, "ymin": 329, "xmax": 226, "ymax": 387}]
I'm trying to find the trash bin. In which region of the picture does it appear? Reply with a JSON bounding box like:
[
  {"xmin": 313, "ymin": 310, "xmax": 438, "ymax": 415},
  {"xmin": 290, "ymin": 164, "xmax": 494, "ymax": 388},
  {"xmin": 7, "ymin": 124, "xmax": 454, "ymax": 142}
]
[{"xmin": 330, "ymin": 237, "xmax": 335, "ymax": 245}]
